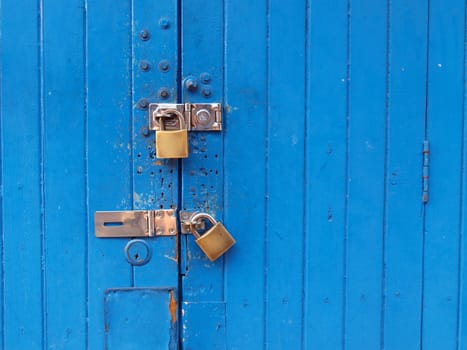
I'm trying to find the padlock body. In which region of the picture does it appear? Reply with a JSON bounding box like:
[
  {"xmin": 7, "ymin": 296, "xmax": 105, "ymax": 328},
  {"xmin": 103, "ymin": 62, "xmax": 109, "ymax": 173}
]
[
  {"xmin": 195, "ymin": 222, "xmax": 236, "ymax": 261},
  {"xmin": 156, "ymin": 129, "xmax": 189, "ymax": 158}
]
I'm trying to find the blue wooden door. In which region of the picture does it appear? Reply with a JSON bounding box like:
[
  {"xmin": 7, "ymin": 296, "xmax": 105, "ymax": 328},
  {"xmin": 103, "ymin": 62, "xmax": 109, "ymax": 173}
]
[{"xmin": 1, "ymin": 0, "xmax": 467, "ymax": 349}]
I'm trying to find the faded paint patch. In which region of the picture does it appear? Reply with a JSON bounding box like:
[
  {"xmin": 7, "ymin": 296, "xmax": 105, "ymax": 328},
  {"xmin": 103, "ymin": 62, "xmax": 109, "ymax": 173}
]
[{"xmin": 133, "ymin": 192, "xmax": 143, "ymax": 207}]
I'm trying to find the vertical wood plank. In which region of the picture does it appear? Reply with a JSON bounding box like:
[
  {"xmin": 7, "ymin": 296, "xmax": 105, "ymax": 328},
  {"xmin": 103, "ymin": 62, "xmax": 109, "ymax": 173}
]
[
  {"xmin": 305, "ymin": 0, "xmax": 348, "ymax": 348},
  {"xmin": 86, "ymin": 0, "xmax": 133, "ymax": 348},
  {"xmin": 131, "ymin": 0, "xmax": 179, "ymax": 288},
  {"xmin": 1, "ymin": 0, "xmax": 43, "ymax": 348},
  {"xmin": 42, "ymin": 0, "xmax": 87, "ymax": 348},
  {"xmin": 422, "ymin": 0, "xmax": 465, "ymax": 348},
  {"xmin": 180, "ymin": 0, "xmax": 224, "ymax": 302},
  {"xmin": 0, "ymin": 3, "xmax": 2, "ymax": 347},
  {"xmin": 458, "ymin": 4, "xmax": 467, "ymax": 347},
  {"xmin": 223, "ymin": 0, "xmax": 268, "ymax": 348},
  {"xmin": 180, "ymin": 1, "xmax": 226, "ymax": 347},
  {"xmin": 266, "ymin": 0, "xmax": 306, "ymax": 349},
  {"xmin": 382, "ymin": 1, "xmax": 428, "ymax": 349},
  {"xmin": 345, "ymin": 0, "xmax": 387, "ymax": 348}
]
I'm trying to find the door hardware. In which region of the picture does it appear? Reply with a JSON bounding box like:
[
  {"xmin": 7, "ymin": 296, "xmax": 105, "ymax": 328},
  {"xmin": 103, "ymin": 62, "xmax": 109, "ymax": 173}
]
[
  {"xmin": 180, "ymin": 212, "xmax": 236, "ymax": 261},
  {"xmin": 155, "ymin": 109, "xmax": 189, "ymax": 159},
  {"xmin": 94, "ymin": 209, "xmax": 177, "ymax": 238},
  {"xmin": 149, "ymin": 103, "xmax": 222, "ymax": 131}
]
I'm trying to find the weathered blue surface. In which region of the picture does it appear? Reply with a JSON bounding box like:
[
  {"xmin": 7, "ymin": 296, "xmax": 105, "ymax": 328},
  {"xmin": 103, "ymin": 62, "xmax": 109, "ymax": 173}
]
[
  {"xmin": 104, "ymin": 288, "xmax": 178, "ymax": 349},
  {"xmin": 1, "ymin": 0, "xmax": 466, "ymax": 349}
]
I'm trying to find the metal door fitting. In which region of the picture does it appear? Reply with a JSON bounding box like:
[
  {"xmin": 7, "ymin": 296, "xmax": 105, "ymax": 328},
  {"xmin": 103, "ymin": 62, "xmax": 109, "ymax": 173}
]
[
  {"xmin": 149, "ymin": 103, "xmax": 222, "ymax": 131},
  {"xmin": 95, "ymin": 209, "xmax": 177, "ymax": 238}
]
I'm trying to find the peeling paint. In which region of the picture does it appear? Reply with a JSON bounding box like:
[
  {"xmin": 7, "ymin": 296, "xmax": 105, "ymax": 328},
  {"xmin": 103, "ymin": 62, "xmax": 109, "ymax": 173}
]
[
  {"xmin": 133, "ymin": 192, "xmax": 143, "ymax": 207},
  {"xmin": 164, "ymin": 255, "xmax": 178, "ymax": 263}
]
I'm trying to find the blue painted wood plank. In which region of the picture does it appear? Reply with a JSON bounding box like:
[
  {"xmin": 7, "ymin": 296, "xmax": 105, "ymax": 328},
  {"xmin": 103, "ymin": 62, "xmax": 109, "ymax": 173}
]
[
  {"xmin": 382, "ymin": 1, "xmax": 427, "ymax": 349},
  {"xmin": 180, "ymin": 0, "xmax": 225, "ymax": 304},
  {"xmin": 131, "ymin": 0, "xmax": 179, "ymax": 288},
  {"xmin": 422, "ymin": 0, "xmax": 465, "ymax": 348},
  {"xmin": 0, "ymin": 3, "xmax": 3, "ymax": 346},
  {"xmin": 182, "ymin": 302, "xmax": 226, "ymax": 349},
  {"xmin": 42, "ymin": 0, "xmax": 87, "ymax": 348},
  {"xmin": 1, "ymin": 0, "xmax": 44, "ymax": 348},
  {"xmin": 458, "ymin": 6, "xmax": 467, "ymax": 347},
  {"xmin": 105, "ymin": 288, "xmax": 178, "ymax": 349},
  {"xmin": 222, "ymin": 0, "xmax": 268, "ymax": 348},
  {"xmin": 87, "ymin": 1, "xmax": 134, "ymax": 348},
  {"xmin": 345, "ymin": 0, "xmax": 387, "ymax": 348},
  {"xmin": 266, "ymin": 0, "xmax": 306, "ymax": 348},
  {"xmin": 304, "ymin": 0, "xmax": 348, "ymax": 348}
]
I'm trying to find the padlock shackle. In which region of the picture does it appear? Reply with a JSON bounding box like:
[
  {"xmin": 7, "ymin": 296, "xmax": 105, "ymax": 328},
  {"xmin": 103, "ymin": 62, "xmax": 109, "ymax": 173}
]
[
  {"xmin": 156, "ymin": 109, "xmax": 185, "ymax": 130},
  {"xmin": 188, "ymin": 212, "xmax": 217, "ymax": 239}
]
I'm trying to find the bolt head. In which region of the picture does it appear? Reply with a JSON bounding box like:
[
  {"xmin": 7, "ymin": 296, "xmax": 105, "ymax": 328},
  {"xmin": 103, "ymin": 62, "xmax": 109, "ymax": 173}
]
[
  {"xmin": 159, "ymin": 18, "xmax": 170, "ymax": 29},
  {"xmin": 138, "ymin": 98, "xmax": 149, "ymax": 109},
  {"xmin": 158, "ymin": 60, "xmax": 170, "ymax": 72},
  {"xmin": 185, "ymin": 78, "xmax": 198, "ymax": 91},
  {"xmin": 201, "ymin": 88, "xmax": 212, "ymax": 97},
  {"xmin": 200, "ymin": 72, "xmax": 211, "ymax": 83},
  {"xmin": 139, "ymin": 29, "xmax": 150, "ymax": 40},
  {"xmin": 159, "ymin": 88, "xmax": 170, "ymax": 99},
  {"xmin": 140, "ymin": 61, "xmax": 150, "ymax": 71}
]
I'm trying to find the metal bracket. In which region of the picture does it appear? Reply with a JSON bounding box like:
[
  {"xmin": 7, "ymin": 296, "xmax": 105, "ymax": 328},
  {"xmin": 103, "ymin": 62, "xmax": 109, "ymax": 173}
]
[
  {"xmin": 94, "ymin": 209, "xmax": 177, "ymax": 238},
  {"xmin": 149, "ymin": 103, "xmax": 222, "ymax": 131},
  {"xmin": 179, "ymin": 211, "xmax": 206, "ymax": 234}
]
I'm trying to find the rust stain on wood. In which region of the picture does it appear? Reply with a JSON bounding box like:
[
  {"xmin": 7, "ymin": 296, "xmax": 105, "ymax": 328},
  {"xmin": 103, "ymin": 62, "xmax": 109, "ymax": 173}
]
[{"xmin": 169, "ymin": 290, "xmax": 177, "ymax": 324}]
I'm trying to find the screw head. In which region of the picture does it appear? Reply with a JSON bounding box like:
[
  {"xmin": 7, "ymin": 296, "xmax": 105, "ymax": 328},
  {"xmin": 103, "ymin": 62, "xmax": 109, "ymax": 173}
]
[
  {"xmin": 200, "ymin": 72, "xmax": 211, "ymax": 83},
  {"xmin": 185, "ymin": 78, "xmax": 198, "ymax": 91},
  {"xmin": 159, "ymin": 18, "xmax": 170, "ymax": 29},
  {"xmin": 201, "ymin": 88, "xmax": 212, "ymax": 97},
  {"xmin": 139, "ymin": 60, "xmax": 150, "ymax": 71},
  {"xmin": 159, "ymin": 88, "xmax": 170, "ymax": 99},
  {"xmin": 137, "ymin": 98, "xmax": 149, "ymax": 109},
  {"xmin": 141, "ymin": 127, "xmax": 150, "ymax": 136},
  {"xmin": 139, "ymin": 29, "xmax": 150, "ymax": 41},
  {"xmin": 158, "ymin": 60, "xmax": 170, "ymax": 72}
]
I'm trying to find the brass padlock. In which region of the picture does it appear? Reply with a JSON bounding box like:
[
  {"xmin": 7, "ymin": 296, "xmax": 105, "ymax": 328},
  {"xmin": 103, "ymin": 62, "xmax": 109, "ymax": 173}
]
[
  {"xmin": 156, "ymin": 110, "xmax": 188, "ymax": 158},
  {"xmin": 189, "ymin": 213, "xmax": 236, "ymax": 261}
]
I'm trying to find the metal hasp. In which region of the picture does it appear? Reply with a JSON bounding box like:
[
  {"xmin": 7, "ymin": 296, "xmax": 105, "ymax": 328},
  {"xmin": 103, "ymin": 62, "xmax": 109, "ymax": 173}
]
[
  {"xmin": 149, "ymin": 103, "xmax": 222, "ymax": 131},
  {"xmin": 94, "ymin": 209, "xmax": 177, "ymax": 238}
]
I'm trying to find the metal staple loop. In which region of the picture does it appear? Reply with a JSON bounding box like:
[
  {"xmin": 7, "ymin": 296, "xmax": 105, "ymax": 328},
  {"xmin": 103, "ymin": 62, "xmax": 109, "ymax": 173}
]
[
  {"xmin": 157, "ymin": 108, "xmax": 184, "ymax": 119},
  {"xmin": 156, "ymin": 109, "xmax": 185, "ymax": 130},
  {"xmin": 188, "ymin": 212, "xmax": 217, "ymax": 236}
]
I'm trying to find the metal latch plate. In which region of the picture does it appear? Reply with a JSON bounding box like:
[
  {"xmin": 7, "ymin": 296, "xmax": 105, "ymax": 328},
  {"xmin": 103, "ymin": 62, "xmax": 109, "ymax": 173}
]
[
  {"xmin": 149, "ymin": 103, "xmax": 222, "ymax": 131},
  {"xmin": 95, "ymin": 210, "xmax": 177, "ymax": 238}
]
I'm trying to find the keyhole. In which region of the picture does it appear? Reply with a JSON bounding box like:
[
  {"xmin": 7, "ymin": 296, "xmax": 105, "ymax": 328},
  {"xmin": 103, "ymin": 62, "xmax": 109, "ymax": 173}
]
[{"xmin": 124, "ymin": 239, "xmax": 152, "ymax": 266}]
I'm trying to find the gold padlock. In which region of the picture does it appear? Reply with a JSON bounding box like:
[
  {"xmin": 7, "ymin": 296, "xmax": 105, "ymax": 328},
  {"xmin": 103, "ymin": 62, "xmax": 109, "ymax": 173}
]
[
  {"xmin": 156, "ymin": 110, "xmax": 188, "ymax": 159},
  {"xmin": 189, "ymin": 213, "xmax": 236, "ymax": 261}
]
